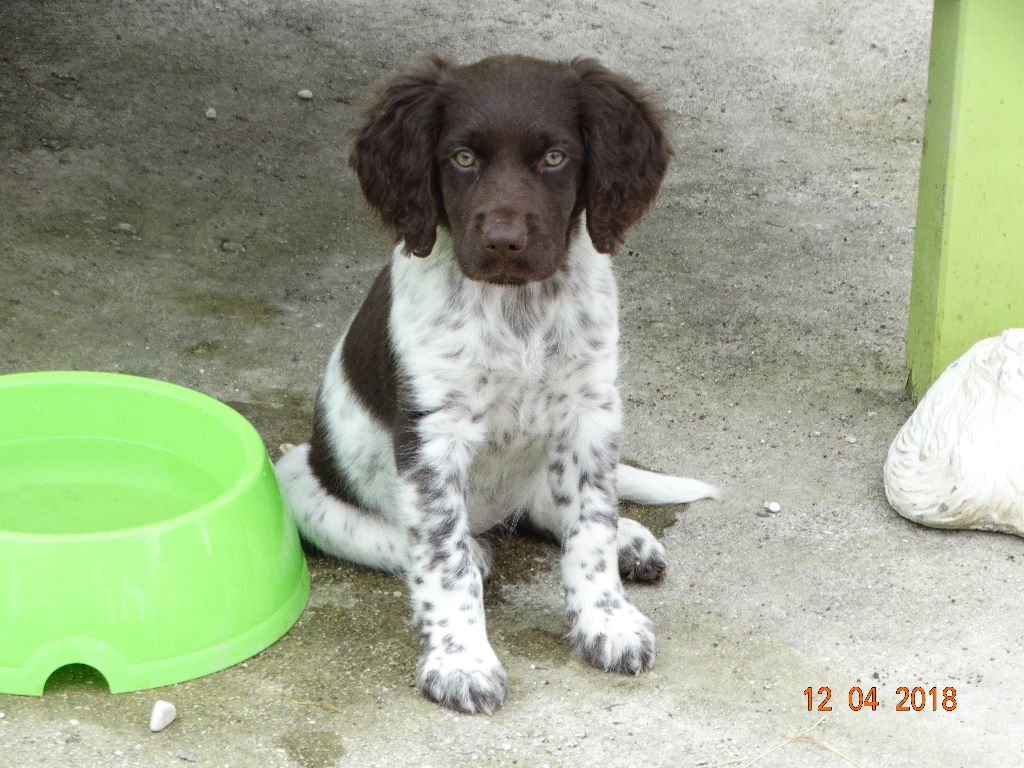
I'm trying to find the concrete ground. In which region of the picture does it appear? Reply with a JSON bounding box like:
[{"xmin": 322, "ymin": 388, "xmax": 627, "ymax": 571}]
[{"xmin": 1, "ymin": 0, "xmax": 1019, "ymax": 765}]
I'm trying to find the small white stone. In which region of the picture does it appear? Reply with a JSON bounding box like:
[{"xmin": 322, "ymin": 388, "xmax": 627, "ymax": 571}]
[
  {"xmin": 69, "ymin": 719, "xmax": 79, "ymax": 726},
  {"xmin": 845, "ymin": 435, "xmax": 858, "ymax": 444},
  {"xmin": 764, "ymin": 501, "xmax": 782, "ymax": 514},
  {"xmin": 205, "ymin": 107, "xmax": 217, "ymax": 120},
  {"xmin": 0, "ymin": 711, "xmax": 5, "ymax": 719},
  {"xmin": 149, "ymin": 700, "xmax": 177, "ymax": 732},
  {"xmin": 297, "ymin": 89, "xmax": 313, "ymax": 100}
]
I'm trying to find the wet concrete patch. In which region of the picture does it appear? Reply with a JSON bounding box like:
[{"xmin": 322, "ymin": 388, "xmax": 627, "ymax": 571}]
[
  {"xmin": 498, "ymin": 625, "xmax": 570, "ymax": 669},
  {"xmin": 183, "ymin": 338, "xmax": 226, "ymax": 356},
  {"xmin": 278, "ymin": 729, "xmax": 346, "ymax": 768},
  {"xmin": 268, "ymin": 555, "xmax": 419, "ymax": 704},
  {"xmin": 179, "ymin": 290, "xmax": 282, "ymax": 323},
  {"xmin": 619, "ymin": 501, "xmax": 687, "ymax": 538},
  {"xmin": 485, "ymin": 529, "xmax": 554, "ymax": 595}
]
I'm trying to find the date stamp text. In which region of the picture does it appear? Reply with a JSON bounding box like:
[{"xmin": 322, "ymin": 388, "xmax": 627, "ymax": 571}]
[{"xmin": 804, "ymin": 686, "xmax": 957, "ymax": 712}]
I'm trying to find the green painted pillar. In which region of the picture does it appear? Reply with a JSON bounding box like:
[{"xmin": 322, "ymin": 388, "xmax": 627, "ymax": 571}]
[{"xmin": 906, "ymin": 0, "xmax": 1024, "ymax": 400}]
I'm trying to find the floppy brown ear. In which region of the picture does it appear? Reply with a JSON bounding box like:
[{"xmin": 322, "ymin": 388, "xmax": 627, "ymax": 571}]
[
  {"xmin": 349, "ymin": 57, "xmax": 449, "ymax": 257},
  {"xmin": 572, "ymin": 59, "xmax": 671, "ymax": 255}
]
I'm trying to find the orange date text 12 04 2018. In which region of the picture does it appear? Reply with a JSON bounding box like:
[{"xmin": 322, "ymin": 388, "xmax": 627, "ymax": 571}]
[{"xmin": 803, "ymin": 686, "xmax": 957, "ymax": 712}]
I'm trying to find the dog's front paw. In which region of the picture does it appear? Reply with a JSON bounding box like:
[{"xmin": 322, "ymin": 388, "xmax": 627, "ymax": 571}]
[
  {"xmin": 567, "ymin": 599, "xmax": 655, "ymax": 675},
  {"xmin": 416, "ymin": 644, "xmax": 508, "ymax": 715},
  {"xmin": 617, "ymin": 517, "xmax": 667, "ymax": 581}
]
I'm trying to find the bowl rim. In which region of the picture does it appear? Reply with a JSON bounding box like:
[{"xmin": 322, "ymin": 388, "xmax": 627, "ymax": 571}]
[{"xmin": 0, "ymin": 370, "xmax": 269, "ymax": 543}]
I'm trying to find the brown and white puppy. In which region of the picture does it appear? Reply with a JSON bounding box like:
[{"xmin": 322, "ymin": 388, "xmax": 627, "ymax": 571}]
[{"xmin": 275, "ymin": 55, "xmax": 718, "ymax": 715}]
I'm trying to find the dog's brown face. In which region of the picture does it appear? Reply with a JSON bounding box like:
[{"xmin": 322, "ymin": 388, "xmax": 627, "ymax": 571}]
[
  {"xmin": 349, "ymin": 55, "xmax": 670, "ymax": 284},
  {"xmin": 437, "ymin": 58, "xmax": 584, "ymax": 284}
]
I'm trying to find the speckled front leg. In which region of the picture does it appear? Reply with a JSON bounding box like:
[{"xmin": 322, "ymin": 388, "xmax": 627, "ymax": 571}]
[
  {"xmin": 401, "ymin": 409, "xmax": 506, "ymax": 715},
  {"xmin": 550, "ymin": 391, "xmax": 655, "ymax": 674}
]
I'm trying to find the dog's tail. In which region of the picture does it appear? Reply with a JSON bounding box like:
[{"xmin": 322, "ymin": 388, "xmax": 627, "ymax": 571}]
[{"xmin": 616, "ymin": 463, "xmax": 720, "ymax": 505}]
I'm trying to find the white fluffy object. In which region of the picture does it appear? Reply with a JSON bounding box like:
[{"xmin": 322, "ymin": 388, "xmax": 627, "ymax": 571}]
[{"xmin": 884, "ymin": 329, "xmax": 1024, "ymax": 535}]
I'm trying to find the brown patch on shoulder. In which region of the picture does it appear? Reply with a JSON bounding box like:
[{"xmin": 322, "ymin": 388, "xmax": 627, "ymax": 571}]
[
  {"xmin": 307, "ymin": 263, "xmax": 401, "ymax": 505},
  {"xmin": 307, "ymin": 411, "xmax": 361, "ymax": 508},
  {"xmin": 341, "ymin": 263, "xmax": 400, "ymax": 426}
]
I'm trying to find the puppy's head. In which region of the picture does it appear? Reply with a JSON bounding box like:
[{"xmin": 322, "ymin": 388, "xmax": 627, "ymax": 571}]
[{"xmin": 349, "ymin": 55, "xmax": 670, "ymax": 284}]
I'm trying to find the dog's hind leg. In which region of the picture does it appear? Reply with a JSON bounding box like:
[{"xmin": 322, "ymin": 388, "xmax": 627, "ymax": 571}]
[
  {"xmin": 275, "ymin": 443, "xmax": 495, "ymax": 578},
  {"xmin": 521, "ymin": 464, "xmax": 718, "ymax": 582},
  {"xmin": 274, "ymin": 443, "xmax": 408, "ymax": 573}
]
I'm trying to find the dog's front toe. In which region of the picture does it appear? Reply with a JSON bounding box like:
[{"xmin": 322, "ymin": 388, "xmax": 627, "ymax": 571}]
[
  {"xmin": 567, "ymin": 600, "xmax": 655, "ymax": 674},
  {"xmin": 417, "ymin": 661, "xmax": 508, "ymax": 715}
]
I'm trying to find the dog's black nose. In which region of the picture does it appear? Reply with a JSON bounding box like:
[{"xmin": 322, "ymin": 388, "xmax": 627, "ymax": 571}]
[{"xmin": 484, "ymin": 222, "xmax": 527, "ymax": 256}]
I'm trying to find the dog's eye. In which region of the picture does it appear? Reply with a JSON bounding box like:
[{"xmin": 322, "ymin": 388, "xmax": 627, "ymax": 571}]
[
  {"xmin": 451, "ymin": 149, "xmax": 477, "ymax": 169},
  {"xmin": 542, "ymin": 150, "xmax": 567, "ymax": 168}
]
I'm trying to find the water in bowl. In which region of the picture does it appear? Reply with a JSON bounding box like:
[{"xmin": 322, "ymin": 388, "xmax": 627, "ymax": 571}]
[{"xmin": 0, "ymin": 437, "xmax": 223, "ymax": 535}]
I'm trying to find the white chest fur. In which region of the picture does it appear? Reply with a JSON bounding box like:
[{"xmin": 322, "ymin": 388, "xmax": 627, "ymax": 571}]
[
  {"xmin": 391, "ymin": 231, "xmax": 619, "ymax": 421},
  {"xmin": 389, "ymin": 230, "xmax": 622, "ymax": 530}
]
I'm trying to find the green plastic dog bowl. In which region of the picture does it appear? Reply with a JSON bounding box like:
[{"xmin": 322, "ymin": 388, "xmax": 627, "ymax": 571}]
[{"xmin": 0, "ymin": 371, "xmax": 309, "ymax": 696}]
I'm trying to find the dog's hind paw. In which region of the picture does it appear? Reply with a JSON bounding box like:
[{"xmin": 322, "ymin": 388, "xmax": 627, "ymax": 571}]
[{"xmin": 616, "ymin": 517, "xmax": 668, "ymax": 581}]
